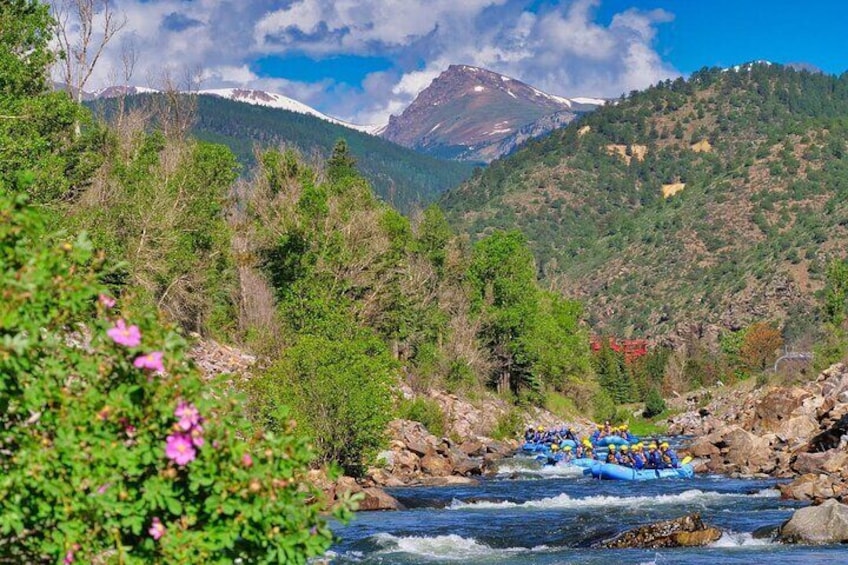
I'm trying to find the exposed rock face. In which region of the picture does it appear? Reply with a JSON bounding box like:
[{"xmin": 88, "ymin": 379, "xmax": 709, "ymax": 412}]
[
  {"xmin": 599, "ymin": 513, "xmax": 722, "ymax": 549},
  {"xmin": 780, "ymin": 499, "xmax": 848, "ymax": 544},
  {"xmin": 672, "ymin": 363, "xmax": 848, "ymax": 499},
  {"xmin": 381, "ymin": 65, "xmax": 602, "ymax": 163}
]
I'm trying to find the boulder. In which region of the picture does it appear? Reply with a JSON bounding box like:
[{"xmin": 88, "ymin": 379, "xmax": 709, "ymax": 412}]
[
  {"xmin": 417, "ymin": 476, "xmax": 480, "ymax": 487},
  {"xmin": 779, "ymin": 473, "xmax": 837, "ymax": 501},
  {"xmin": 335, "ymin": 476, "xmax": 362, "ymax": 496},
  {"xmin": 365, "ymin": 467, "xmax": 406, "ymax": 487},
  {"xmin": 599, "ymin": 513, "xmax": 722, "ymax": 549},
  {"xmin": 774, "ymin": 415, "xmax": 819, "ymax": 444},
  {"xmin": 717, "ymin": 426, "xmax": 774, "ymax": 473},
  {"xmin": 780, "ymin": 499, "xmax": 848, "ymax": 543},
  {"xmin": 388, "ymin": 420, "xmax": 438, "ymax": 457},
  {"xmin": 392, "ymin": 449, "xmax": 420, "ymax": 475},
  {"xmin": 792, "ymin": 451, "xmax": 837, "ymax": 475},
  {"xmin": 447, "ymin": 448, "xmax": 483, "ymax": 476},
  {"xmin": 484, "ymin": 440, "xmax": 512, "ymax": 455},
  {"xmin": 420, "ymin": 454, "xmax": 453, "ymax": 477},
  {"xmin": 750, "ymin": 387, "xmax": 811, "ymax": 434},
  {"xmin": 357, "ymin": 487, "xmax": 404, "ymax": 511},
  {"xmin": 687, "ymin": 436, "xmax": 720, "ymax": 458},
  {"xmin": 458, "ymin": 439, "xmax": 486, "ymax": 457}
]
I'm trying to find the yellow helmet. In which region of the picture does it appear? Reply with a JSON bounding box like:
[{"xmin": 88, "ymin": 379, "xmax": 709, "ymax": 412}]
[
  {"xmin": 608, "ymin": 444, "xmax": 617, "ymax": 451},
  {"xmin": 551, "ymin": 443, "xmax": 559, "ymax": 451},
  {"xmin": 620, "ymin": 445, "xmax": 629, "ymax": 452},
  {"xmin": 538, "ymin": 426, "xmax": 545, "ymax": 432},
  {"xmin": 622, "ymin": 424, "xmax": 629, "ymax": 429},
  {"xmin": 564, "ymin": 445, "xmax": 572, "ymax": 451},
  {"xmin": 661, "ymin": 442, "xmax": 670, "ymax": 449},
  {"xmin": 649, "ymin": 443, "xmax": 657, "ymax": 449}
]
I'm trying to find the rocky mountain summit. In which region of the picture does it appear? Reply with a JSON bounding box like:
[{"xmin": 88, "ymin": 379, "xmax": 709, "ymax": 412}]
[{"xmin": 382, "ymin": 65, "xmax": 602, "ymax": 162}]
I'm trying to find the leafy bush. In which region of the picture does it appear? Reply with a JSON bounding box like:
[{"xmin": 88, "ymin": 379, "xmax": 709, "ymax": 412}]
[
  {"xmin": 740, "ymin": 322, "xmax": 784, "ymax": 371},
  {"xmin": 491, "ymin": 408, "xmax": 524, "ymax": 440},
  {"xmin": 398, "ymin": 397, "xmax": 447, "ymax": 438},
  {"xmin": 253, "ymin": 332, "xmax": 397, "ymax": 476},
  {"xmin": 0, "ymin": 189, "xmax": 348, "ymax": 563},
  {"xmin": 643, "ymin": 387, "xmax": 667, "ymax": 418}
]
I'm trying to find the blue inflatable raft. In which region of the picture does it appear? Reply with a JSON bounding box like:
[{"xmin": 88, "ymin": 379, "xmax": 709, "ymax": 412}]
[
  {"xmin": 593, "ymin": 435, "xmax": 638, "ymax": 447},
  {"xmin": 590, "ymin": 463, "xmax": 694, "ymax": 481},
  {"xmin": 521, "ymin": 439, "xmax": 577, "ymax": 453}
]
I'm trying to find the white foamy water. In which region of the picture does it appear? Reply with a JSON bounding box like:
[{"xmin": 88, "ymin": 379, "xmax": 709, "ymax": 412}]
[
  {"xmin": 449, "ymin": 488, "xmax": 779, "ymax": 511},
  {"xmin": 710, "ymin": 532, "xmax": 776, "ymax": 547},
  {"xmin": 495, "ymin": 462, "xmax": 586, "ymax": 478},
  {"xmin": 371, "ymin": 533, "xmax": 548, "ymax": 560}
]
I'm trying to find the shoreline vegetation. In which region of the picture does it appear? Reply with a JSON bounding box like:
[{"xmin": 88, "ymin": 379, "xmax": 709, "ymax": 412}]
[{"xmin": 4, "ymin": 1, "xmax": 848, "ymax": 562}]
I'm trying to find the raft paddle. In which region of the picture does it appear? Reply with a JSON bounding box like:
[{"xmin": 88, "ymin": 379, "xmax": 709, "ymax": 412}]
[{"xmin": 681, "ymin": 455, "xmax": 692, "ymax": 465}]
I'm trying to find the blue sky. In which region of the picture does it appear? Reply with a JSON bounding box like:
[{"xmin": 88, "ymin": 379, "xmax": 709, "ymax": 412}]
[{"xmin": 69, "ymin": 0, "xmax": 848, "ymax": 124}]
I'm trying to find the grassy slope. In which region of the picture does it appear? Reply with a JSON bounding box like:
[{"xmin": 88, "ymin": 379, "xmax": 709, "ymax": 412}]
[{"xmin": 442, "ymin": 64, "xmax": 848, "ymax": 338}]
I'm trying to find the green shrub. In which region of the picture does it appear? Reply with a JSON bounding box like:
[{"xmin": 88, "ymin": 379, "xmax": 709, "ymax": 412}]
[
  {"xmin": 253, "ymin": 332, "xmax": 397, "ymax": 476},
  {"xmin": 491, "ymin": 408, "xmax": 524, "ymax": 440},
  {"xmin": 643, "ymin": 387, "xmax": 667, "ymax": 418},
  {"xmin": 0, "ymin": 189, "xmax": 348, "ymax": 563},
  {"xmin": 398, "ymin": 397, "xmax": 447, "ymax": 437},
  {"xmin": 591, "ymin": 389, "xmax": 617, "ymax": 422}
]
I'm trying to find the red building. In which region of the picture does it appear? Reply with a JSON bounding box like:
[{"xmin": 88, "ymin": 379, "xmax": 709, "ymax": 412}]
[{"xmin": 590, "ymin": 336, "xmax": 648, "ymax": 363}]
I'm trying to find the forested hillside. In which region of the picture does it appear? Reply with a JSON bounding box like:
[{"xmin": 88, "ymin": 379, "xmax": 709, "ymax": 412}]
[
  {"xmin": 442, "ymin": 64, "xmax": 848, "ymax": 341},
  {"xmin": 88, "ymin": 94, "xmax": 476, "ymax": 212}
]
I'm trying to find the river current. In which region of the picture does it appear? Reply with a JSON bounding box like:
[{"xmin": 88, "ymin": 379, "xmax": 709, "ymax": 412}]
[{"xmin": 327, "ymin": 438, "xmax": 847, "ymax": 564}]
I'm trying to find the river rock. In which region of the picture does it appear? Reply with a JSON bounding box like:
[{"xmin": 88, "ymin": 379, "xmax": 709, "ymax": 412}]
[
  {"xmin": 717, "ymin": 426, "xmax": 774, "ymax": 473},
  {"xmin": 417, "ymin": 476, "xmax": 480, "ymax": 487},
  {"xmin": 687, "ymin": 436, "xmax": 720, "ymax": 458},
  {"xmin": 749, "ymin": 387, "xmax": 811, "ymax": 433},
  {"xmin": 458, "ymin": 439, "xmax": 486, "ymax": 457},
  {"xmin": 420, "ymin": 454, "xmax": 453, "ymax": 476},
  {"xmin": 448, "ymin": 448, "xmax": 483, "ymax": 475},
  {"xmin": 792, "ymin": 451, "xmax": 835, "ymax": 475},
  {"xmin": 779, "ymin": 473, "xmax": 838, "ymax": 501},
  {"xmin": 599, "ymin": 513, "xmax": 722, "ymax": 549},
  {"xmin": 357, "ymin": 487, "xmax": 404, "ymax": 511},
  {"xmin": 780, "ymin": 499, "xmax": 848, "ymax": 543}
]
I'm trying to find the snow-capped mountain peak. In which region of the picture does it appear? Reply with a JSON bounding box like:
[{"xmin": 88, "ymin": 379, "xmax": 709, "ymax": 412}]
[
  {"xmin": 197, "ymin": 88, "xmax": 382, "ymax": 134},
  {"xmin": 381, "ymin": 64, "xmax": 605, "ymax": 162}
]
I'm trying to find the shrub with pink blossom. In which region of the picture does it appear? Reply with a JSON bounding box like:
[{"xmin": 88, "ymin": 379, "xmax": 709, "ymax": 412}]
[{"xmin": 0, "ymin": 189, "xmax": 352, "ymax": 562}]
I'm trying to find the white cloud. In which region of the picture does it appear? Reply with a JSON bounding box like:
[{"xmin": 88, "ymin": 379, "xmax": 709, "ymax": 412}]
[{"xmin": 52, "ymin": 0, "xmax": 680, "ymax": 126}]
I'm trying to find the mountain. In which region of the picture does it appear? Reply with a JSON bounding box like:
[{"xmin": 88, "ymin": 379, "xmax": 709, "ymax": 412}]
[
  {"xmin": 196, "ymin": 88, "xmax": 383, "ymax": 134},
  {"xmin": 88, "ymin": 93, "xmax": 475, "ymax": 213},
  {"xmin": 86, "ymin": 85, "xmax": 383, "ymax": 134},
  {"xmin": 381, "ymin": 65, "xmax": 604, "ymax": 163},
  {"xmin": 441, "ymin": 63, "xmax": 848, "ymax": 339}
]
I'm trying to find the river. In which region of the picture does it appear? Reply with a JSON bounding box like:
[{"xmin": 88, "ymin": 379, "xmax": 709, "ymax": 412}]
[{"xmin": 327, "ymin": 437, "xmax": 847, "ymax": 564}]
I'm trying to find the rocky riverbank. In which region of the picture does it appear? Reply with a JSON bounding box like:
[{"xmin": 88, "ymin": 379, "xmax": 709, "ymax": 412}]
[{"xmin": 669, "ymin": 362, "xmax": 848, "ymax": 503}]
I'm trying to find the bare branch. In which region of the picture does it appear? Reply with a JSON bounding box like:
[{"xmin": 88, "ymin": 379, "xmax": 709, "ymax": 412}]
[{"xmin": 51, "ymin": 0, "xmax": 127, "ymax": 134}]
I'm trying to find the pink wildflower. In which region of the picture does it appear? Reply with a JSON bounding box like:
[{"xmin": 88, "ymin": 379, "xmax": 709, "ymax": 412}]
[
  {"xmin": 165, "ymin": 433, "xmax": 196, "ymax": 466},
  {"xmin": 190, "ymin": 425, "xmax": 205, "ymax": 447},
  {"xmin": 174, "ymin": 401, "xmax": 201, "ymax": 431},
  {"xmin": 149, "ymin": 517, "xmax": 166, "ymax": 540},
  {"xmin": 106, "ymin": 319, "xmax": 141, "ymax": 348},
  {"xmin": 96, "ymin": 483, "xmax": 111, "ymax": 495},
  {"xmin": 63, "ymin": 550, "xmax": 74, "ymax": 564},
  {"xmin": 242, "ymin": 453, "xmax": 254, "ymax": 468},
  {"xmin": 125, "ymin": 425, "xmax": 137, "ymax": 438},
  {"xmin": 98, "ymin": 294, "xmax": 116, "ymax": 308},
  {"xmin": 133, "ymin": 351, "xmax": 164, "ymax": 373}
]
